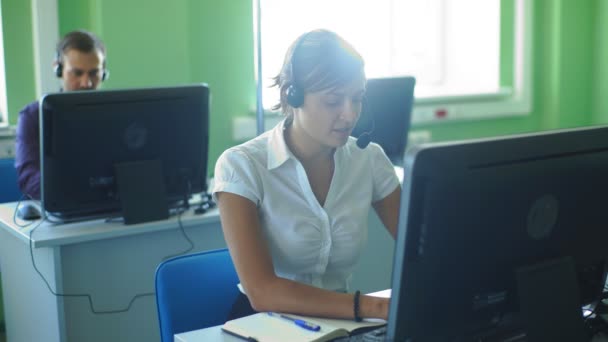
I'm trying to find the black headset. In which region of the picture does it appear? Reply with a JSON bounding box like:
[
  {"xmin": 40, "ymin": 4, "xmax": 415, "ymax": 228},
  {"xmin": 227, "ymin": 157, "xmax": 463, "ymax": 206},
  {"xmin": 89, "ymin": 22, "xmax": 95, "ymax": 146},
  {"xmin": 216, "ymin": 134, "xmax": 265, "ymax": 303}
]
[
  {"xmin": 54, "ymin": 52, "xmax": 108, "ymax": 81},
  {"xmin": 286, "ymin": 32, "xmax": 373, "ymax": 149},
  {"xmin": 285, "ymin": 34, "xmax": 309, "ymax": 108}
]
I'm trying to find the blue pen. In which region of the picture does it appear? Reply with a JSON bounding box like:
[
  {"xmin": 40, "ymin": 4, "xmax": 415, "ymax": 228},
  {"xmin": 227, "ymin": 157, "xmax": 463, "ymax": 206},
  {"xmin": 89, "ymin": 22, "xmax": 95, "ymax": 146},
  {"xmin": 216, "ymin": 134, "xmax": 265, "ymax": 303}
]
[{"xmin": 267, "ymin": 312, "xmax": 321, "ymax": 332}]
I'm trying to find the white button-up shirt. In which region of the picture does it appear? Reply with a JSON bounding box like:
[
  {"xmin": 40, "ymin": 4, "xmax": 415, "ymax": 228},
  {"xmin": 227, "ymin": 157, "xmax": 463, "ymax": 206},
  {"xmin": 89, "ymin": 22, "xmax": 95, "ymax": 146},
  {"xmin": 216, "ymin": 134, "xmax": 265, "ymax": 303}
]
[{"xmin": 213, "ymin": 120, "xmax": 399, "ymax": 292}]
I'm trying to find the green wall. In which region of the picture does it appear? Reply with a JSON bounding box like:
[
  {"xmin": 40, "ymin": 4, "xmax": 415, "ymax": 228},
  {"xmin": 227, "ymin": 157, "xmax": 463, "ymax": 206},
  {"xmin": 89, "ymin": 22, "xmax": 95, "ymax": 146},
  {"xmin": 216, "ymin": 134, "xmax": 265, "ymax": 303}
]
[
  {"xmin": 413, "ymin": 0, "xmax": 599, "ymax": 142},
  {"xmin": 2, "ymin": 0, "xmax": 608, "ymax": 166},
  {"xmin": 57, "ymin": 0, "xmax": 255, "ymax": 176},
  {"xmin": 594, "ymin": 0, "xmax": 608, "ymax": 123},
  {"xmin": 2, "ymin": 0, "xmax": 36, "ymax": 125}
]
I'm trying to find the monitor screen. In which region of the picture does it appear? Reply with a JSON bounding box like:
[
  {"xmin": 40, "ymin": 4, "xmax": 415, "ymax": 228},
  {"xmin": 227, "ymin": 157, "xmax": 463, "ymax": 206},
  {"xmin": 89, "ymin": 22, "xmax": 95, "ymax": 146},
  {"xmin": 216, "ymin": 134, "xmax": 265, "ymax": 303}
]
[
  {"xmin": 387, "ymin": 125, "xmax": 608, "ymax": 341},
  {"xmin": 351, "ymin": 76, "xmax": 415, "ymax": 165},
  {"xmin": 40, "ymin": 84, "xmax": 209, "ymax": 220}
]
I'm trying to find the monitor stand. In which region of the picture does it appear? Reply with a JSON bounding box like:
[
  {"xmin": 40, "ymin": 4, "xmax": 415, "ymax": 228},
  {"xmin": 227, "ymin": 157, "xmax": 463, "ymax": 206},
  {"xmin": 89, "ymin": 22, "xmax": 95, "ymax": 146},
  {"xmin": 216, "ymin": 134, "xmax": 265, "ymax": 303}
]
[
  {"xmin": 516, "ymin": 256, "xmax": 590, "ymax": 342},
  {"xmin": 114, "ymin": 159, "xmax": 169, "ymax": 225}
]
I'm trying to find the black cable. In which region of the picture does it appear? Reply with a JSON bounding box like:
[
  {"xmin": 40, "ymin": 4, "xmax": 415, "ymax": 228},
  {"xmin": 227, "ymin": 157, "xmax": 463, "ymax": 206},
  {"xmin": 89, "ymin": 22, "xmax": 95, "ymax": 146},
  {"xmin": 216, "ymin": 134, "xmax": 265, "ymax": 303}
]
[
  {"xmin": 161, "ymin": 179, "xmax": 197, "ymax": 259},
  {"xmin": 27, "ymin": 220, "xmax": 155, "ymax": 314},
  {"xmin": 27, "ymin": 207, "xmax": 195, "ymax": 314},
  {"xmin": 161, "ymin": 207, "xmax": 194, "ymax": 261},
  {"xmin": 23, "ymin": 180, "xmax": 204, "ymax": 314},
  {"xmin": 195, "ymin": 194, "xmax": 215, "ymax": 214}
]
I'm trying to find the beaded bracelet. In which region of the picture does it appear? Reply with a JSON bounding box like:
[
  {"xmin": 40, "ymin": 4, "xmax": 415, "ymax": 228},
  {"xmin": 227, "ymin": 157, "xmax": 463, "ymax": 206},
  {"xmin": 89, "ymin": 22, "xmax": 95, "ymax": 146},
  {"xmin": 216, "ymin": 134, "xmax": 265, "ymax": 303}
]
[{"xmin": 354, "ymin": 290, "xmax": 362, "ymax": 322}]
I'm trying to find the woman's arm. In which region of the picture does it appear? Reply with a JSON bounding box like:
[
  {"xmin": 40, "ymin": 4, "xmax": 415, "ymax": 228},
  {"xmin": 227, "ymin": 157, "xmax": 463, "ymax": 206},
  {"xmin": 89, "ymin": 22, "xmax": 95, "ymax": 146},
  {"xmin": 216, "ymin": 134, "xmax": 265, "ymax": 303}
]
[
  {"xmin": 372, "ymin": 186, "xmax": 401, "ymax": 240},
  {"xmin": 216, "ymin": 191, "xmax": 389, "ymax": 319}
]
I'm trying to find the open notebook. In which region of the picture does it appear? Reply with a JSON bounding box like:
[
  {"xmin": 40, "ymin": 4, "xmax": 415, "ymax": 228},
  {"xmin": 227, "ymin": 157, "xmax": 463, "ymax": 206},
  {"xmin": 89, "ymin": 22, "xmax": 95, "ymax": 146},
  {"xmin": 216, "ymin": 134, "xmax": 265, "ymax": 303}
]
[{"xmin": 221, "ymin": 312, "xmax": 386, "ymax": 342}]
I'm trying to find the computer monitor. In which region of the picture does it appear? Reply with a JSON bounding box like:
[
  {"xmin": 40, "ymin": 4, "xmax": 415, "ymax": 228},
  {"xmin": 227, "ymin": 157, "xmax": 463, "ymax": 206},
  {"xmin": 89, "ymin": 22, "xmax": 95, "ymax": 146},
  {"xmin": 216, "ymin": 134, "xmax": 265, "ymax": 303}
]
[
  {"xmin": 40, "ymin": 84, "xmax": 209, "ymax": 221},
  {"xmin": 351, "ymin": 76, "xmax": 415, "ymax": 165},
  {"xmin": 387, "ymin": 125, "xmax": 608, "ymax": 341}
]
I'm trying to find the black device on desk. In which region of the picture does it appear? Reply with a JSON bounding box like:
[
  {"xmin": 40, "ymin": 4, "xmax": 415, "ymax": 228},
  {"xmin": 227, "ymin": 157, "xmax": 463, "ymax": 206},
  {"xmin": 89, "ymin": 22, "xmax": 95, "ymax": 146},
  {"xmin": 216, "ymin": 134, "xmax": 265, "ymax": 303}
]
[
  {"xmin": 351, "ymin": 76, "xmax": 415, "ymax": 166},
  {"xmin": 40, "ymin": 84, "xmax": 210, "ymax": 223},
  {"xmin": 386, "ymin": 125, "xmax": 608, "ymax": 341}
]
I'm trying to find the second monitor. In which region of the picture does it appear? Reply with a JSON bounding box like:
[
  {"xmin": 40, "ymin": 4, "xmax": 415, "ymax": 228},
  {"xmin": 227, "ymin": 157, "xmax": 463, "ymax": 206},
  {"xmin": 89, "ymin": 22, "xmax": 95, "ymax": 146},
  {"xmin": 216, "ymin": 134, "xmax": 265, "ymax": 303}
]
[{"xmin": 40, "ymin": 84, "xmax": 210, "ymax": 222}]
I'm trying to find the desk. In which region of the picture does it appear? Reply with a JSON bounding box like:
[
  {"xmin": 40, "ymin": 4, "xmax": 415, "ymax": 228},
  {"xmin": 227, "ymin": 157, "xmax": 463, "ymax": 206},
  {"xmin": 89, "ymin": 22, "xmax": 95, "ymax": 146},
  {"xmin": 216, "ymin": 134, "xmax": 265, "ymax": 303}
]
[
  {"xmin": 175, "ymin": 325, "xmax": 239, "ymax": 342},
  {"xmin": 174, "ymin": 291, "xmax": 608, "ymax": 342},
  {"xmin": 175, "ymin": 290, "xmax": 392, "ymax": 342},
  {"xmin": 0, "ymin": 202, "xmax": 395, "ymax": 341},
  {"xmin": 176, "ymin": 325, "xmax": 608, "ymax": 342},
  {"xmin": 0, "ymin": 202, "xmax": 226, "ymax": 342}
]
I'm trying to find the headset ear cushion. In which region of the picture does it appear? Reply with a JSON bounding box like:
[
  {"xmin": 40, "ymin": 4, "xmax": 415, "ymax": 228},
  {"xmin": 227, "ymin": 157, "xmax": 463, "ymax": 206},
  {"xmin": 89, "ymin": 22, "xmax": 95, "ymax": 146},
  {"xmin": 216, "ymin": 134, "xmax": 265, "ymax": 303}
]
[
  {"xmin": 286, "ymin": 84, "xmax": 304, "ymax": 108},
  {"xmin": 101, "ymin": 69, "xmax": 109, "ymax": 82},
  {"xmin": 54, "ymin": 63, "xmax": 63, "ymax": 78}
]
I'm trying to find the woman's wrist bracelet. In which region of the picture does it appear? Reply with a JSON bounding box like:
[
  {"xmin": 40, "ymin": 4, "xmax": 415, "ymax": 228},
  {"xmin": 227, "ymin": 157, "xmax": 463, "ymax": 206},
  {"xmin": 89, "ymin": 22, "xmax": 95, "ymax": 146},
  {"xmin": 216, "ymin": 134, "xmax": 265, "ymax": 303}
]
[{"xmin": 353, "ymin": 290, "xmax": 362, "ymax": 322}]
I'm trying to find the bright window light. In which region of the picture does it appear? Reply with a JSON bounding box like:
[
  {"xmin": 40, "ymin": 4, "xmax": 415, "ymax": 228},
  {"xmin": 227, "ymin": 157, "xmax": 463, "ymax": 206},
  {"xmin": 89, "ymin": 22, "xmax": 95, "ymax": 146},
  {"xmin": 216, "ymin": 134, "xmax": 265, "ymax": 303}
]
[{"xmin": 259, "ymin": 0, "xmax": 501, "ymax": 110}]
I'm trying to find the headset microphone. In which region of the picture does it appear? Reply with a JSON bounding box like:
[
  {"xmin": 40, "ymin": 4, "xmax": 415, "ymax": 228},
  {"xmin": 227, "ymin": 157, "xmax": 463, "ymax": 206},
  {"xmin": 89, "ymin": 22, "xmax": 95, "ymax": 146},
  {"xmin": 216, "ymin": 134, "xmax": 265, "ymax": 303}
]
[
  {"xmin": 355, "ymin": 103, "xmax": 375, "ymax": 149},
  {"xmin": 356, "ymin": 132, "xmax": 372, "ymax": 149}
]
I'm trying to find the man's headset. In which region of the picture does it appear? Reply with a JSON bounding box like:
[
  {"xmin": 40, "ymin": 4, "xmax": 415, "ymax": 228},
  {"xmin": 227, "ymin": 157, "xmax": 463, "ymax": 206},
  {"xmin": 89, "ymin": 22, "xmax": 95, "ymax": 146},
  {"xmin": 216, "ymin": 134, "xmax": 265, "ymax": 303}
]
[
  {"xmin": 54, "ymin": 52, "xmax": 109, "ymax": 81},
  {"xmin": 285, "ymin": 33, "xmax": 374, "ymax": 149}
]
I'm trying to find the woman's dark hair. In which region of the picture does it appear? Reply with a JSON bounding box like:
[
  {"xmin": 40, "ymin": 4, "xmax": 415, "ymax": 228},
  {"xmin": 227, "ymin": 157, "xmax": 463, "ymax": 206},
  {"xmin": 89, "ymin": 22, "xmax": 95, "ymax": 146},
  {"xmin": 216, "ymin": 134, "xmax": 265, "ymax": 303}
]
[{"xmin": 271, "ymin": 29, "xmax": 365, "ymax": 116}]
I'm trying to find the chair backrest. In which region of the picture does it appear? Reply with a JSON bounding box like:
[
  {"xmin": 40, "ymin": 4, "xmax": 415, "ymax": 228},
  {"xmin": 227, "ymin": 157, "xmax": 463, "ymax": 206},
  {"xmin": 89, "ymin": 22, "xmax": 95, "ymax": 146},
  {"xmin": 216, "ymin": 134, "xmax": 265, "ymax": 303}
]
[
  {"xmin": 0, "ymin": 158, "xmax": 23, "ymax": 203},
  {"xmin": 155, "ymin": 248, "xmax": 240, "ymax": 342},
  {"xmin": 352, "ymin": 76, "xmax": 416, "ymax": 166}
]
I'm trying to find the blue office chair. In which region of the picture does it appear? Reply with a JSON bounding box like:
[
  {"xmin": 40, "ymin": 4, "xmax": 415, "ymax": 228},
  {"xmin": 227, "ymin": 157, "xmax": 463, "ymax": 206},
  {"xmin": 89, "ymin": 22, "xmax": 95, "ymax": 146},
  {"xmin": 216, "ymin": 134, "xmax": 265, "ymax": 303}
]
[
  {"xmin": 0, "ymin": 158, "xmax": 23, "ymax": 203},
  {"xmin": 155, "ymin": 248, "xmax": 240, "ymax": 342}
]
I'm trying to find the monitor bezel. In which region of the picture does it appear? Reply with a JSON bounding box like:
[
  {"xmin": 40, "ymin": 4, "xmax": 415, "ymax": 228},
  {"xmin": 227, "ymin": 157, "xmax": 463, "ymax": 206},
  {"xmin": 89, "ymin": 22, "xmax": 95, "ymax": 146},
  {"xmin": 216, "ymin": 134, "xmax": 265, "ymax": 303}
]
[
  {"xmin": 387, "ymin": 125, "xmax": 608, "ymax": 341},
  {"xmin": 40, "ymin": 84, "xmax": 210, "ymax": 220}
]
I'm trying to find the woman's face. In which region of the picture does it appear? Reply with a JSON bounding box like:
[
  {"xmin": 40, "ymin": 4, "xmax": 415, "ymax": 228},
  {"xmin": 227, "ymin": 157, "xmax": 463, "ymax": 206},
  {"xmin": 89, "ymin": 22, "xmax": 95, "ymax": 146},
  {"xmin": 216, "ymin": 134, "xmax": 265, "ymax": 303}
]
[{"xmin": 293, "ymin": 76, "xmax": 366, "ymax": 149}]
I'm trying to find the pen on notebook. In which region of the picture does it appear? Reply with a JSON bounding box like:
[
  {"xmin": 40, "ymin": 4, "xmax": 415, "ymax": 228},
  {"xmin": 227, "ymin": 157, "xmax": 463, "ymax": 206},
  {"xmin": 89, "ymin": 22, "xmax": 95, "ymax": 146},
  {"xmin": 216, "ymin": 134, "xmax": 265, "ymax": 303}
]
[{"xmin": 267, "ymin": 312, "xmax": 321, "ymax": 332}]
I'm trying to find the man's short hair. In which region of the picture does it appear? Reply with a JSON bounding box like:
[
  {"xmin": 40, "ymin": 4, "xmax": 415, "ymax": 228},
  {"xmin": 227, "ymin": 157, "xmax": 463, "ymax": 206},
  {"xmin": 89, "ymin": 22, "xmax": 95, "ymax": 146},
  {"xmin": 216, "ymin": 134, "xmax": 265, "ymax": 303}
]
[{"xmin": 56, "ymin": 30, "xmax": 106, "ymax": 64}]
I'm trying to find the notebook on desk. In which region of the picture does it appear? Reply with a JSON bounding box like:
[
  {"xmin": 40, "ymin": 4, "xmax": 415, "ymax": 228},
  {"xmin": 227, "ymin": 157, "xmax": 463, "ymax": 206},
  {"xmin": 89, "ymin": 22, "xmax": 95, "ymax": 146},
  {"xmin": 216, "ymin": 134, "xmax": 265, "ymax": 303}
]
[{"xmin": 221, "ymin": 312, "xmax": 386, "ymax": 342}]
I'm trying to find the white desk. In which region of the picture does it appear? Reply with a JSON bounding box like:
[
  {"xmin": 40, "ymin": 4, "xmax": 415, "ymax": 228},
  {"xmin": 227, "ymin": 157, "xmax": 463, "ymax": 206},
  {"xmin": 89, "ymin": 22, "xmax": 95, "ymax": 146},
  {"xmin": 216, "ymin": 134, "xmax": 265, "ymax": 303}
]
[
  {"xmin": 175, "ymin": 325, "xmax": 608, "ymax": 342},
  {"xmin": 175, "ymin": 325, "xmax": 239, "ymax": 342},
  {"xmin": 0, "ymin": 202, "xmax": 395, "ymax": 341},
  {"xmin": 0, "ymin": 202, "xmax": 226, "ymax": 342},
  {"xmin": 175, "ymin": 290, "xmax": 392, "ymax": 342}
]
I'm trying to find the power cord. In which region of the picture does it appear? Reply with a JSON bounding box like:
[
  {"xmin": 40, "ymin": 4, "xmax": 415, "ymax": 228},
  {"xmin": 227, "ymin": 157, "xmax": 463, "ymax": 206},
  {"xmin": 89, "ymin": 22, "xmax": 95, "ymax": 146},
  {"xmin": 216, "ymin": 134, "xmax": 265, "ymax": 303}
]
[
  {"xmin": 583, "ymin": 292, "xmax": 608, "ymax": 339},
  {"xmin": 161, "ymin": 207, "xmax": 194, "ymax": 261},
  {"xmin": 27, "ymin": 217, "xmax": 155, "ymax": 314},
  {"xmin": 194, "ymin": 192, "xmax": 216, "ymax": 215},
  {"xmin": 22, "ymin": 195, "xmax": 207, "ymax": 315}
]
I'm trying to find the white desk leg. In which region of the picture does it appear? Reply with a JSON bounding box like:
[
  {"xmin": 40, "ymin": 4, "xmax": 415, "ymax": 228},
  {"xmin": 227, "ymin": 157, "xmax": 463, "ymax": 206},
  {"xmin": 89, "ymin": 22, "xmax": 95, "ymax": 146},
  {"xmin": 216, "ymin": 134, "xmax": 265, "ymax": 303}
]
[{"xmin": 0, "ymin": 228, "xmax": 65, "ymax": 342}]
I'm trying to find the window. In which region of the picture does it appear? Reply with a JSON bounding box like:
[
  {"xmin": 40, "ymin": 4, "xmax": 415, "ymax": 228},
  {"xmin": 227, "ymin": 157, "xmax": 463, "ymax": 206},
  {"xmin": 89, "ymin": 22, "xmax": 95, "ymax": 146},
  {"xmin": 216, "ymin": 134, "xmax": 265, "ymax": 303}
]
[{"xmin": 256, "ymin": 0, "xmax": 531, "ymax": 124}]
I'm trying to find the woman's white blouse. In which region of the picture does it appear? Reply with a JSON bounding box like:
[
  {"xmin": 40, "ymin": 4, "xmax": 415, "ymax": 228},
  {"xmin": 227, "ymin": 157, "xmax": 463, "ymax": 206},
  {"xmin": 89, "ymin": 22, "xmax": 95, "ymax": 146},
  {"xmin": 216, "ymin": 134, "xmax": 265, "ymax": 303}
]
[{"xmin": 212, "ymin": 120, "xmax": 399, "ymax": 292}]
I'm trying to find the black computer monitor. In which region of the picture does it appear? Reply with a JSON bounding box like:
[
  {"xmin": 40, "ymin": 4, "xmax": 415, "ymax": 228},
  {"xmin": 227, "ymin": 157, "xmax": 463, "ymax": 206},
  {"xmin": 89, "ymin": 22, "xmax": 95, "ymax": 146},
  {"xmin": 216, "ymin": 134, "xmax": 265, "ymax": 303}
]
[
  {"xmin": 40, "ymin": 84, "xmax": 209, "ymax": 221},
  {"xmin": 351, "ymin": 76, "xmax": 415, "ymax": 165},
  {"xmin": 387, "ymin": 125, "xmax": 608, "ymax": 341}
]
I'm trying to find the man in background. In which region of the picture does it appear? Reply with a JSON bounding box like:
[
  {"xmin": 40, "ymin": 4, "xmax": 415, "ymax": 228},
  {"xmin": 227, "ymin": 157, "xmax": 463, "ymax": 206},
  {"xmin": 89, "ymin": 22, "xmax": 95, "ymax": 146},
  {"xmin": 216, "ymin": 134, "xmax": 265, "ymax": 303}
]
[{"xmin": 15, "ymin": 30, "xmax": 108, "ymax": 199}]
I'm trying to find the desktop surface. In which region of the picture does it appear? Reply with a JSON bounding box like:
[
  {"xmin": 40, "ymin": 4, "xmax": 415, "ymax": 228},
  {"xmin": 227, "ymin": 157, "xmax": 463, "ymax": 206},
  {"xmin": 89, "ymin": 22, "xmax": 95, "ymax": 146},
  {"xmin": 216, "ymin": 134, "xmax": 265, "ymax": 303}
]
[{"xmin": 0, "ymin": 200, "xmax": 220, "ymax": 248}]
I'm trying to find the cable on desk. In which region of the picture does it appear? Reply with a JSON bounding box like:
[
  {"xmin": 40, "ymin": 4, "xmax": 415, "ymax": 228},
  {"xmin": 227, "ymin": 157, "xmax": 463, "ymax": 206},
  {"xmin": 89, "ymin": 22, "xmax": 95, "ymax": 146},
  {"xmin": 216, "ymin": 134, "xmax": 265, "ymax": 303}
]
[
  {"xmin": 25, "ymin": 187, "xmax": 210, "ymax": 314},
  {"xmin": 161, "ymin": 207, "xmax": 195, "ymax": 261},
  {"xmin": 28, "ymin": 221, "xmax": 155, "ymax": 314}
]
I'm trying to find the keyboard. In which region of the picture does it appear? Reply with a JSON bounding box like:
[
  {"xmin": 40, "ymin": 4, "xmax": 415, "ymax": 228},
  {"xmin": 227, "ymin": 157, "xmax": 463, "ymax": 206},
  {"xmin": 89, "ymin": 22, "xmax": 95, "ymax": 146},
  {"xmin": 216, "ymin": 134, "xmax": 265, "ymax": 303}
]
[{"xmin": 332, "ymin": 326, "xmax": 388, "ymax": 342}]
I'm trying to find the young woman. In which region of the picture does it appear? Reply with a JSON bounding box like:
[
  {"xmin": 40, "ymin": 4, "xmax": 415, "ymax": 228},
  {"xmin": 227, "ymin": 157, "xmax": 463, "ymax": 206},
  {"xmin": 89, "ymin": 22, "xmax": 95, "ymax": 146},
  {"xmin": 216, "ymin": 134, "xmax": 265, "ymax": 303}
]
[{"xmin": 213, "ymin": 29, "xmax": 401, "ymax": 321}]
